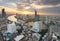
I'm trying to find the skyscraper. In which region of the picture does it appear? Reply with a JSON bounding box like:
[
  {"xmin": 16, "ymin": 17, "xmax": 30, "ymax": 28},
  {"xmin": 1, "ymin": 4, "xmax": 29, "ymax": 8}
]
[
  {"xmin": 35, "ymin": 10, "xmax": 37, "ymax": 17},
  {"xmin": 0, "ymin": 31, "xmax": 4, "ymax": 41},
  {"xmin": 2, "ymin": 8, "xmax": 6, "ymax": 17},
  {"xmin": 34, "ymin": 10, "xmax": 39, "ymax": 21}
]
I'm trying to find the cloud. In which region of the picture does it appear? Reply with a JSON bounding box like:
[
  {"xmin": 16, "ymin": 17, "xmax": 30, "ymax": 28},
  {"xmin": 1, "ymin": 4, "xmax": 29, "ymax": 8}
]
[
  {"xmin": 16, "ymin": 0, "xmax": 60, "ymax": 10},
  {"xmin": 0, "ymin": 0, "xmax": 1, "ymax": 1},
  {"xmin": 41, "ymin": 0, "xmax": 60, "ymax": 5},
  {"xmin": 0, "ymin": 0, "xmax": 60, "ymax": 15},
  {"xmin": 2, "ymin": 0, "xmax": 20, "ymax": 3},
  {"xmin": 39, "ymin": 6, "xmax": 60, "ymax": 14},
  {"xmin": 6, "ymin": 3, "xmax": 17, "ymax": 9}
]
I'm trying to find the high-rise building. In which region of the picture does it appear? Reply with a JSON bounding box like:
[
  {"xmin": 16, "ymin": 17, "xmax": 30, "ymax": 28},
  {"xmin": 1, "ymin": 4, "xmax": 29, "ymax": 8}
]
[
  {"xmin": 7, "ymin": 22, "xmax": 17, "ymax": 33},
  {"xmin": 2, "ymin": 8, "xmax": 6, "ymax": 17},
  {"xmin": 0, "ymin": 31, "xmax": 4, "ymax": 41},
  {"xmin": 34, "ymin": 10, "xmax": 39, "ymax": 21}
]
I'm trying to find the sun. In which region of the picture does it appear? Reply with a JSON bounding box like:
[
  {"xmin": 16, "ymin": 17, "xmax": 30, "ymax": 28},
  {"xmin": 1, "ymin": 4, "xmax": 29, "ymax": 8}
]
[{"xmin": 23, "ymin": 11, "xmax": 30, "ymax": 15}]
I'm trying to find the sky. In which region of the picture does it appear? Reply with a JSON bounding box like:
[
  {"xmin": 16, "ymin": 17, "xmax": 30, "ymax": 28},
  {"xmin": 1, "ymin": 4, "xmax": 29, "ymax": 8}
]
[{"xmin": 0, "ymin": 0, "xmax": 60, "ymax": 15}]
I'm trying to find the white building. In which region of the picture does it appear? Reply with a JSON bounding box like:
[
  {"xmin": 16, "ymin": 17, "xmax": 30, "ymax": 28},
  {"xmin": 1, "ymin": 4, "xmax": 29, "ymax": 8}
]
[
  {"xmin": 31, "ymin": 21, "xmax": 47, "ymax": 32},
  {"xmin": 7, "ymin": 22, "xmax": 17, "ymax": 33},
  {"xmin": 14, "ymin": 35, "xmax": 24, "ymax": 41},
  {"xmin": 45, "ymin": 16, "xmax": 51, "ymax": 24},
  {"xmin": 32, "ymin": 33, "xmax": 41, "ymax": 41}
]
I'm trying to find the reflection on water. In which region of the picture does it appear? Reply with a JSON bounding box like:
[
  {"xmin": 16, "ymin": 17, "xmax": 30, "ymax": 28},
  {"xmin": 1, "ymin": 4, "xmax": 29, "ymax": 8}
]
[{"xmin": 7, "ymin": 15, "xmax": 17, "ymax": 22}]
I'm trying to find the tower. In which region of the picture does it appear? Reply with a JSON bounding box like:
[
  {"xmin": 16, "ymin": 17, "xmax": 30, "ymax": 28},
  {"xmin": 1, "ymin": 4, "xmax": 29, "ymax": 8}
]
[
  {"xmin": 34, "ymin": 10, "xmax": 39, "ymax": 21},
  {"xmin": 35, "ymin": 10, "xmax": 37, "ymax": 17},
  {"xmin": 2, "ymin": 8, "xmax": 6, "ymax": 17}
]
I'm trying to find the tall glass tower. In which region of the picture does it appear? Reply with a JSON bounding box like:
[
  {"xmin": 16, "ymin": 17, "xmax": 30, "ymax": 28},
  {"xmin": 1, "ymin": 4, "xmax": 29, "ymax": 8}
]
[
  {"xmin": 35, "ymin": 10, "xmax": 39, "ymax": 21},
  {"xmin": 2, "ymin": 8, "xmax": 6, "ymax": 17}
]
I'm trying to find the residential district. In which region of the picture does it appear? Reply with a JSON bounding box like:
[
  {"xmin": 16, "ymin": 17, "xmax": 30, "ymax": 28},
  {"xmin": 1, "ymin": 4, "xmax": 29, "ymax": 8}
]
[{"xmin": 0, "ymin": 8, "xmax": 60, "ymax": 41}]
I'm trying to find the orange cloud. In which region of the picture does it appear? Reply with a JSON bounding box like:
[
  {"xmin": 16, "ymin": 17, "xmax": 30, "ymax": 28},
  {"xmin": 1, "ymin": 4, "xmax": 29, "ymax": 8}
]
[
  {"xmin": 0, "ymin": 6, "xmax": 34, "ymax": 15},
  {"xmin": 0, "ymin": 6, "xmax": 60, "ymax": 16}
]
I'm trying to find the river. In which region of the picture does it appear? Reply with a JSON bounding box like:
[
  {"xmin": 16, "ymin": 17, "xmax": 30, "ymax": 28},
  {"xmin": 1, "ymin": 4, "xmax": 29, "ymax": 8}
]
[{"xmin": 7, "ymin": 15, "xmax": 17, "ymax": 22}]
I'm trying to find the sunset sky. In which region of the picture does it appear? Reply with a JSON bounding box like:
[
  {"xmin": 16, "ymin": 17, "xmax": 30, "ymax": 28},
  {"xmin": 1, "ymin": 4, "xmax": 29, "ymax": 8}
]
[{"xmin": 0, "ymin": 0, "xmax": 60, "ymax": 15}]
